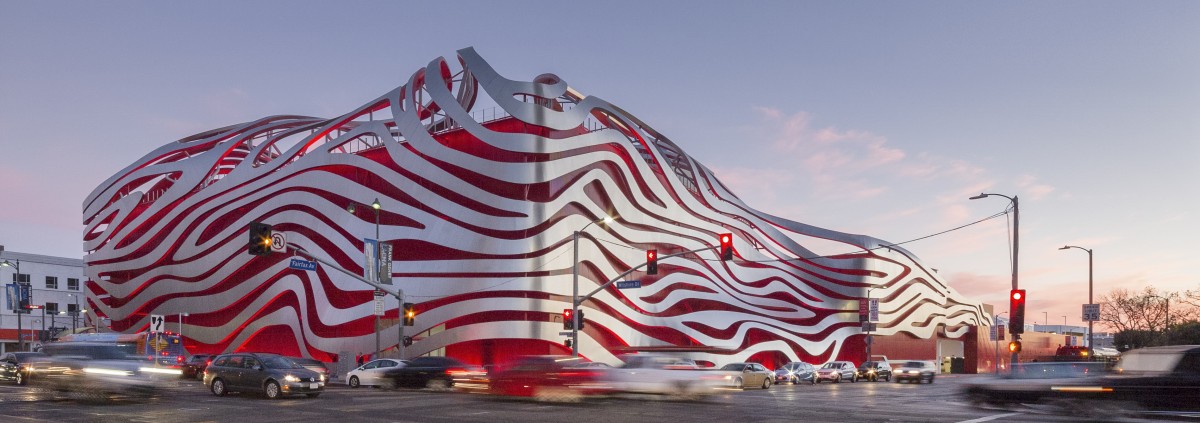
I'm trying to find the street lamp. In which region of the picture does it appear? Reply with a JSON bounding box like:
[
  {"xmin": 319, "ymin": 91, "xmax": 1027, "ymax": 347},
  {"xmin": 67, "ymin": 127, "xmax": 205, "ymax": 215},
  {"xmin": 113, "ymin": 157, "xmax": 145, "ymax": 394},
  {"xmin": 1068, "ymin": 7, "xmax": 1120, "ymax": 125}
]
[
  {"xmin": 1043, "ymin": 311, "xmax": 1048, "ymax": 327},
  {"xmin": 68, "ymin": 293, "xmax": 83, "ymax": 334},
  {"xmin": 180, "ymin": 312, "xmax": 189, "ymax": 348},
  {"xmin": 348, "ymin": 198, "xmax": 384, "ymax": 358},
  {"xmin": 1059, "ymin": 245, "xmax": 1094, "ymax": 357},
  {"xmin": 571, "ymin": 215, "xmax": 614, "ymax": 357},
  {"xmin": 969, "ymin": 192, "xmax": 1020, "ymax": 366},
  {"xmin": 866, "ymin": 287, "xmax": 878, "ymax": 365}
]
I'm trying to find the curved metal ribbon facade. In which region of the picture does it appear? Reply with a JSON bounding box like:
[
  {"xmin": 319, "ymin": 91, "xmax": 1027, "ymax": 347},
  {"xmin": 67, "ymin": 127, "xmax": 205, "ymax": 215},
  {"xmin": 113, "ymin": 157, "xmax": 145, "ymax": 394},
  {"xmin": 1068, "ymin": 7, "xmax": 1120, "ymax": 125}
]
[{"xmin": 82, "ymin": 47, "xmax": 989, "ymax": 365}]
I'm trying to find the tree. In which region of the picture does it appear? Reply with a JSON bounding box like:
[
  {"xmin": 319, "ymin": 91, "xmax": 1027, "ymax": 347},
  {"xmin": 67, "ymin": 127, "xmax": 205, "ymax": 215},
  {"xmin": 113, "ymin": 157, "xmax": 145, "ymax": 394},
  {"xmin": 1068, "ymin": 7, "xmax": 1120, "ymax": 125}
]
[{"xmin": 1099, "ymin": 286, "xmax": 1194, "ymax": 333}]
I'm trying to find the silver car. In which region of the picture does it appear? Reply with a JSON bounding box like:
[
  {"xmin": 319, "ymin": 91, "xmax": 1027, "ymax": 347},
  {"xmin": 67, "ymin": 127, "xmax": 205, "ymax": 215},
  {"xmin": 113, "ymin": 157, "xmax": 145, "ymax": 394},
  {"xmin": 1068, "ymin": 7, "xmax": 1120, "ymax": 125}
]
[
  {"xmin": 815, "ymin": 361, "xmax": 858, "ymax": 383},
  {"xmin": 720, "ymin": 362, "xmax": 774, "ymax": 389}
]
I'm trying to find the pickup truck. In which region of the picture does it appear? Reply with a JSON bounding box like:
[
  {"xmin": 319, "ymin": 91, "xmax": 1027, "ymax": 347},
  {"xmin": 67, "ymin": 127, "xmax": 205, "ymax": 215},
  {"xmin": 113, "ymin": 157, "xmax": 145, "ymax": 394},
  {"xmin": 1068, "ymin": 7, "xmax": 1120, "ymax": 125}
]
[{"xmin": 605, "ymin": 354, "xmax": 726, "ymax": 399}]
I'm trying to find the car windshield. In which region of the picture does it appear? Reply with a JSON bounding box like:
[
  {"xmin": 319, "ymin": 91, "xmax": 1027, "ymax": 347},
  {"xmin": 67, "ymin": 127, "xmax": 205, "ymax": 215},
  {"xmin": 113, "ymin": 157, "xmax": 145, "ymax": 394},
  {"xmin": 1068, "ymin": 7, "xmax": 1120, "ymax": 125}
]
[
  {"xmin": 43, "ymin": 344, "xmax": 139, "ymax": 360},
  {"xmin": 1116, "ymin": 351, "xmax": 1181, "ymax": 373},
  {"xmin": 903, "ymin": 361, "xmax": 925, "ymax": 368},
  {"xmin": 821, "ymin": 363, "xmax": 840, "ymax": 369},
  {"xmin": 860, "ymin": 361, "xmax": 875, "ymax": 368},
  {"xmin": 720, "ymin": 364, "xmax": 745, "ymax": 371},
  {"xmin": 261, "ymin": 356, "xmax": 302, "ymax": 369}
]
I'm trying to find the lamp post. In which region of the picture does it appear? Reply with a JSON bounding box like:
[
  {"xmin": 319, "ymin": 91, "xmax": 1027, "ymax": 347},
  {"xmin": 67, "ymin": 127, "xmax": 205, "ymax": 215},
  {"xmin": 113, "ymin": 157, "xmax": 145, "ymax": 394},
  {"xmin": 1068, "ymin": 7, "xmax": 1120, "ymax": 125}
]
[
  {"xmin": 994, "ymin": 311, "xmax": 1008, "ymax": 375},
  {"xmin": 970, "ymin": 192, "xmax": 1020, "ymax": 366},
  {"xmin": 1059, "ymin": 245, "xmax": 1094, "ymax": 357},
  {"xmin": 68, "ymin": 293, "xmax": 82, "ymax": 334},
  {"xmin": 1, "ymin": 258, "xmax": 25, "ymax": 351},
  {"xmin": 571, "ymin": 216, "xmax": 614, "ymax": 357},
  {"xmin": 180, "ymin": 312, "xmax": 189, "ymax": 349},
  {"xmin": 1043, "ymin": 311, "xmax": 1048, "ymax": 327},
  {"xmin": 348, "ymin": 198, "xmax": 383, "ymax": 358},
  {"xmin": 866, "ymin": 287, "xmax": 877, "ymax": 364}
]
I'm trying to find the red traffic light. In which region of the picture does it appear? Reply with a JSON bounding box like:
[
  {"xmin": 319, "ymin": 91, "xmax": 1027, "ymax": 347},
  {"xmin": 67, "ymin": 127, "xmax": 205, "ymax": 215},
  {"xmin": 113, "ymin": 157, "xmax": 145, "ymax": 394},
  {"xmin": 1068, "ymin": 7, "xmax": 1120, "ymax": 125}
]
[
  {"xmin": 563, "ymin": 309, "xmax": 574, "ymax": 330},
  {"xmin": 1011, "ymin": 291, "xmax": 1023, "ymax": 301},
  {"xmin": 1009, "ymin": 289, "xmax": 1026, "ymax": 335},
  {"xmin": 718, "ymin": 233, "xmax": 733, "ymax": 261}
]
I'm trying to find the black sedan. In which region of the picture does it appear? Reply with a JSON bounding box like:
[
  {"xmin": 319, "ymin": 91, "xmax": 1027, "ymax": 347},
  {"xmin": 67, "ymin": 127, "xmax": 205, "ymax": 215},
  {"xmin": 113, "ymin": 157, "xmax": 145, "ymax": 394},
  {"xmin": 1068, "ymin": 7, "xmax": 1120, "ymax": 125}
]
[
  {"xmin": 380, "ymin": 356, "xmax": 481, "ymax": 390},
  {"xmin": 964, "ymin": 345, "xmax": 1200, "ymax": 417},
  {"xmin": 181, "ymin": 354, "xmax": 212, "ymax": 379},
  {"xmin": 0, "ymin": 352, "xmax": 51, "ymax": 385}
]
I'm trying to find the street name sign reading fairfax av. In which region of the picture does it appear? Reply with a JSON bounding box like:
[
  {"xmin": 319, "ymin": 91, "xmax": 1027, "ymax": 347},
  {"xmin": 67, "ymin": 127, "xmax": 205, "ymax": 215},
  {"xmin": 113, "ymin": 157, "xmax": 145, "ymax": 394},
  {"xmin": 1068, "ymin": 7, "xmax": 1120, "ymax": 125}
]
[{"xmin": 288, "ymin": 258, "xmax": 317, "ymax": 271}]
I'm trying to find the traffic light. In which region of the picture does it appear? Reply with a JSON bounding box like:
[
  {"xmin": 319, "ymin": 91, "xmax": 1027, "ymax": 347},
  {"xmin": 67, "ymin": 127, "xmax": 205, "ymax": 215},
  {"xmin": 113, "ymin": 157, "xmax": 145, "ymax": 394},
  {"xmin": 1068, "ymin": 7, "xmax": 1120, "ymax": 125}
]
[
  {"xmin": 1008, "ymin": 341, "xmax": 1022, "ymax": 353},
  {"xmin": 1009, "ymin": 289, "xmax": 1026, "ymax": 334},
  {"xmin": 402, "ymin": 336, "xmax": 413, "ymax": 347},
  {"xmin": 575, "ymin": 309, "xmax": 585, "ymax": 331},
  {"xmin": 718, "ymin": 233, "xmax": 733, "ymax": 261},
  {"xmin": 402, "ymin": 303, "xmax": 415, "ymax": 326},
  {"xmin": 248, "ymin": 221, "xmax": 273, "ymax": 256},
  {"xmin": 563, "ymin": 309, "xmax": 574, "ymax": 330},
  {"xmin": 646, "ymin": 250, "xmax": 658, "ymax": 275},
  {"xmin": 564, "ymin": 339, "xmax": 572, "ymax": 348}
]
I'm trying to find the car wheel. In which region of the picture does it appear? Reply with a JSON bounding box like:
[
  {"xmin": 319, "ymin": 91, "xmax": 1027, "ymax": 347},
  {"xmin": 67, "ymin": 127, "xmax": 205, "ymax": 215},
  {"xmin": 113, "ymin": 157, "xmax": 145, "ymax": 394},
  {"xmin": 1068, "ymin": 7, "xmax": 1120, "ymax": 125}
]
[
  {"xmin": 15, "ymin": 372, "xmax": 25, "ymax": 386},
  {"xmin": 211, "ymin": 378, "xmax": 227, "ymax": 397},
  {"xmin": 426, "ymin": 377, "xmax": 451, "ymax": 391},
  {"xmin": 349, "ymin": 376, "xmax": 360, "ymax": 388},
  {"xmin": 264, "ymin": 381, "xmax": 282, "ymax": 399},
  {"xmin": 306, "ymin": 393, "xmax": 320, "ymax": 398},
  {"xmin": 734, "ymin": 377, "xmax": 744, "ymax": 389},
  {"xmin": 814, "ymin": 378, "xmax": 821, "ymax": 384},
  {"xmin": 927, "ymin": 375, "xmax": 935, "ymax": 384},
  {"xmin": 851, "ymin": 375, "xmax": 857, "ymax": 383},
  {"xmin": 833, "ymin": 375, "xmax": 840, "ymax": 383},
  {"xmin": 809, "ymin": 377, "xmax": 815, "ymax": 385},
  {"xmin": 762, "ymin": 378, "xmax": 772, "ymax": 389},
  {"xmin": 884, "ymin": 374, "xmax": 890, "ymax": 382}
]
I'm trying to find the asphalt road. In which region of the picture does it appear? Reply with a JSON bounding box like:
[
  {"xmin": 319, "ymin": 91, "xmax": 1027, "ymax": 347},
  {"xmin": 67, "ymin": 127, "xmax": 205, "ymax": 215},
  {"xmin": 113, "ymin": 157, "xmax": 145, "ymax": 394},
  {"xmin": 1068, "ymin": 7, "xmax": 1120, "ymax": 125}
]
[{"xmin": 0, "ymin": 374, "xmax": 1183, "ymax": 423}]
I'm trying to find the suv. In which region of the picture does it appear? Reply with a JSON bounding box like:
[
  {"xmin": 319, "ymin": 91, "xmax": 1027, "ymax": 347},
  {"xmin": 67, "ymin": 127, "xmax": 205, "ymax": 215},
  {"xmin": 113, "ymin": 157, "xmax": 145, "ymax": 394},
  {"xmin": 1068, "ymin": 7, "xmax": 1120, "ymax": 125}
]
[
  {"xmin": 774, "ymin": 361, "xmax": 817, "ymax": 385},
  {"xmin": 815, "ymin": 361, "xmax": 858, "ymax": 383},
  {"xmin": 0, "ymin": 352, "xmax": 54, "ymax": 385},
  {"xmin": 856, "ymin": 360, "xmax": 892, "ymax": 382},
  {"xmin": 34, "ymin": 342, "xmax": 177, "ymax": 400},
  {"xmin": 204, "ymin": 353, "xmax": 324, "ymax": 399}
]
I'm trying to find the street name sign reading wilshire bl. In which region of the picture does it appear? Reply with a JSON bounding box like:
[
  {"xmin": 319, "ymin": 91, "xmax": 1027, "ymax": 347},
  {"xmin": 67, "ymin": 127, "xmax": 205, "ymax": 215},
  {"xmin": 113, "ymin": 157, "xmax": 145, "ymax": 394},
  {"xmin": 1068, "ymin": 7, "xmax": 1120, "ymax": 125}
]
[{"xmin": 615, "ymin": 280, "xmax": 641, "ymax": 289}]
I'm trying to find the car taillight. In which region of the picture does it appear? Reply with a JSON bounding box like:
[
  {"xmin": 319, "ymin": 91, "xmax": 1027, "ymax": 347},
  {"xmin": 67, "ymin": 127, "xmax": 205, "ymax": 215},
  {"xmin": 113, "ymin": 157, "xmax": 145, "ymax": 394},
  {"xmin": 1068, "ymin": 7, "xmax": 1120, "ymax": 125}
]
[
  {"xmin": 447, "ymin": 367, "xmax": 467, "ymax": 375},
  {"xmin": 177, "ymin": 356, "xmax": 185, "ymax": 363},
  {"xmin": 206, "ymin": 360, "xmax": 212, "ymax": 366}
]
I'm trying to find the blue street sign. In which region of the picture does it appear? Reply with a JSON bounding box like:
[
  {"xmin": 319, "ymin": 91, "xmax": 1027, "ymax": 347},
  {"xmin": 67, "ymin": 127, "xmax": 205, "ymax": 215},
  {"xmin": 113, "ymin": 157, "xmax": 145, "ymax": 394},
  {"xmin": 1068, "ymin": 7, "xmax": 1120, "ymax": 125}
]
[
  {"xmin": 615, "ymin": 280, "xmax": 641, "ymax": 289},
  {"xmin": 288, "ymin": 258, "xmax": 317, "ymax": 271}
]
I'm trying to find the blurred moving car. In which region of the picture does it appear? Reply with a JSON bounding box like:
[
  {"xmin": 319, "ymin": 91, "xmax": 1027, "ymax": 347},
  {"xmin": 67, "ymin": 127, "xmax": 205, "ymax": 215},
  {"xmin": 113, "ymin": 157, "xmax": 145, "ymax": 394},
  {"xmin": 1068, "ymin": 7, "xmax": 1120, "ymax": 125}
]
[
  {"xmin": 380, "ymin": 356, "xmax": 485, "ymax": 391},
  {"xmin": 181, "ymin": 354, "xmax": 212, "ymax": 380},
  {"xmin": 856, "ymin": 360, "xmax": 892, "ymax": 382},
  {"xmin": 0, "ymin": 352, "xmax": 54, "ymax": 385},
  {"xmin": 567, "ymin": 361, "xmax": 613, "ymax": 369},
  {"xmin": 815, "ymin": 361, "xmax": 858, "ymax": 383},
  {"xmin": 894, "ymin": 360, "xmax": 937, "ymax": 384},
  {"xmin": 290, "ymin": 357, "xmax": 333, "ymax": 382},
  {"xmin": 204, "ymin": 353, "xmax": 324, "ymax": 399},
  {"xmin": 774, "ymin": 361, "xmax": 817, "ymax": 385},
  {"xmin": 33, "ymin": 342, "xmax": 180, "ymax": 401},
  {"xmin": 719, "ymin": 362, "xmax": 774, "ymax": 389},
  {"xmin": 489, "ymin": 356, "xmax": 611, "ymax": 401},
  {"xmin": 347, "ymin": 358, "xmax": 408, "ymax": 388},
  {"xmin": 607, "ymin": 354, "xmax": 726, "ymax": 398}
]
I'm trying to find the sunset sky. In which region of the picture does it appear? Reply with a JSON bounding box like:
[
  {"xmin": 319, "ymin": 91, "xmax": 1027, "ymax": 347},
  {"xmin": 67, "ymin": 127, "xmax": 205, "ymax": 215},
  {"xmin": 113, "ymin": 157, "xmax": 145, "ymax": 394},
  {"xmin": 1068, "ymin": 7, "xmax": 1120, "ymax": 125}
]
[{"xmin": 2, "ymin": 2, "xmax": 1197, "ymax": 330}]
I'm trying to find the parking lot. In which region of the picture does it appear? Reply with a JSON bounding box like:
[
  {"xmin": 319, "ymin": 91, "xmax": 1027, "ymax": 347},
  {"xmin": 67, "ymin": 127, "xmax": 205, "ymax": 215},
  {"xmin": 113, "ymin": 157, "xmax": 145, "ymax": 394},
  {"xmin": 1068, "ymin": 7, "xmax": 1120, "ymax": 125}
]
[{"xmin": 3, "ymin": 374, "xmax": 1178, "ymax": 423}]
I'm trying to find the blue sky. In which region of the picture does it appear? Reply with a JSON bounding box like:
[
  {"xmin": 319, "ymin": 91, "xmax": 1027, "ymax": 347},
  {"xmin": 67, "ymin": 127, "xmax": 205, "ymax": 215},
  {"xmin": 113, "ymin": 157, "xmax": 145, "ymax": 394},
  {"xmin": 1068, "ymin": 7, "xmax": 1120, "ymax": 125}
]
[{"xmin": 2, "ymin": 1, "xmax": 1197, "ymax": 328}]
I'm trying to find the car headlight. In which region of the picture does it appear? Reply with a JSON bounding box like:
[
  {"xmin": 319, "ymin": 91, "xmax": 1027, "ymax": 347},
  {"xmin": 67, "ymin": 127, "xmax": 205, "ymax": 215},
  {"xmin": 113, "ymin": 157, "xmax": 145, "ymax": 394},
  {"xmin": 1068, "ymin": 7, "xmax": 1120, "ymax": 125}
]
[
  {"xmin": 140, "ymin": 367, "xmax": 182, "ymax": 375},
  {"xmin": 84, "ymin": 368, "xmax": 134, "ymax": 377},
  {"xmin": 724, "ymin": 375, "xmax": 732, "ymax": 380},
  {"xmin": 284, "ymin": 375, "xmax": 300, "ymax": 382},
  {"xmin": 319, "ymin": 374, "xmax": 326, "ymax": 382}
]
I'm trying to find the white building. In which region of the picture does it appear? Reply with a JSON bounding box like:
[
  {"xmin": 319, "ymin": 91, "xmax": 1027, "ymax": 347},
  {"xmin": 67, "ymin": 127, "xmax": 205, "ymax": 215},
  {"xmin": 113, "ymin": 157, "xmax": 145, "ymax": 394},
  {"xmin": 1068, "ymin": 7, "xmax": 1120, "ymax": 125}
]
[{"xmin": 1, "ymin": 248, "xmax": 88, "ymax": 353}]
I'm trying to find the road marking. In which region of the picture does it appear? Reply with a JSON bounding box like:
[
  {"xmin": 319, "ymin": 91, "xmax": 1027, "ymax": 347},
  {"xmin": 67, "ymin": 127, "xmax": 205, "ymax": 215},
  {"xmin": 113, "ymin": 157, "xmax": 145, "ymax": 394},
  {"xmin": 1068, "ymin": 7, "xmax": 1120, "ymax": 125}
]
[{"xmin": 956, "ymin": 412, "xmax": 1021, "ymax": 423}]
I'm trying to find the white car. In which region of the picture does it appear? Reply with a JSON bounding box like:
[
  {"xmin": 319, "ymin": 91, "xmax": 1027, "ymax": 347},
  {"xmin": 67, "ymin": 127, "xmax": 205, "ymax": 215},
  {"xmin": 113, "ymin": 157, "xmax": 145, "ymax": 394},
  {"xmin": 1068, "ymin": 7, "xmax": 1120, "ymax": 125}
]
[
  {"xmin": 607, "ymin": 354, "xmax": 725, "ymax": 398},
  {"xmin": 347, "ymin": 359, "xmax": 408, "ymax": 388}
]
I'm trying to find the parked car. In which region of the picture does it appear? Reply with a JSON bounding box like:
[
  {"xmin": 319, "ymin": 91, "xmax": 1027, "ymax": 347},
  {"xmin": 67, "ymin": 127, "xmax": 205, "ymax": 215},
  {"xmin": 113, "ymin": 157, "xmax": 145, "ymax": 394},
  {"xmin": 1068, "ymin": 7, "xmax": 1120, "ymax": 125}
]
[
  {"xmin": 204, "ymin": 353, "xmax": 324, "ymax": 399},
  {"xmin": 815, "ymin": 361, "xmax": 858, "ymax": 383},
  {"xmin": 856, "ymin": 360, "xmax": 892, "ymax": 382},
  {"xmin": 33, "ymin": 342, "xmax": 178, "ymax": 401},
  {"xmin": 181, "ymin": 354, "xmax": 212, "ymax": 380},
  {"xmin": 489, "ymin": 355, "xmax": 611, "ymax": 401},
  {"xmin": 380, "ymin": 356, "xmax": 484, "ymax": 390},
  {"xmin": 290, "ymin": 357, "xmax": 332, "ymax": 382},
  {"xmin": 719, "ymin": 362, "xmax": 774, "ymax": 389},
  {"xmin": 347, "ymin": 358, "xmax": 408, "ymax": 388},
  {"xmin": 607, "ymin": 354, "xmax": 726, "ymax": 398},
  {"xmin": 894, "ymin": 360, "xmax": 937, "ymax": 384},
  {"xmin": 0, "ymin": 352, "xmax": 56, "ymax": 385},
  {"xmin": 774, "ymin": 361, "xmax": 817, "ymax": 385}
]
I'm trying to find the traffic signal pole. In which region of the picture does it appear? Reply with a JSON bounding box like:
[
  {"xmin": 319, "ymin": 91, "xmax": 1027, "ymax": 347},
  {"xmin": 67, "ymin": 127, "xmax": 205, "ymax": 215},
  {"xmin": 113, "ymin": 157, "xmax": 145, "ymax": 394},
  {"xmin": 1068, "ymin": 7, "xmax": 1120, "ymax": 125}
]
[
  {"xmin": 285, "ymin": 245, "xmax": 406, "ymax": 359},
  {"xmin": 572, "ymin": 244, "xmax": 721, "ymax": 357}
]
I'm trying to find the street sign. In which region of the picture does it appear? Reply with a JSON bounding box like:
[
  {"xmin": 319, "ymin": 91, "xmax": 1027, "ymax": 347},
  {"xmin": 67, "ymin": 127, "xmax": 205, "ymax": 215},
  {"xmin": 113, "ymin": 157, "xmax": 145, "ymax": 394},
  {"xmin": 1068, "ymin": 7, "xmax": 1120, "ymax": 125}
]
[
  {"xmin": 868, "ymin": 298, "xmax": 879, "ymax": 322},
  {"xmin": 861, "ymin": 321, "xmax": 876, "ymax": 332},
  {"xmin": 373, "ymin": 298, "xmax": 384, "ymax": 316},
  {"xmin": 559, "ymin": 331, "xmax": 573, "ymax": 336},
  {"xmin": 270, "ymin": 232, "xmax": 286, "ymax": 252},
  {"xmin": 288, "ymin": 258, "xmax": 317, "ymax": 271},
  {"xmin": 615, "ymin": 280, "xmax": 641, "ymax": 289},
  {"xmin": 1082, "ymin": 304, "xmax": 1100, "ymax": 321},
  {"xmin": 149, "ymin": 315, "xmax": 165, "ymax": 333},
  {"xmin": 363, "ymin": 239, "xmax": 378, "ymax": 282},
  {"xmin": 859, "ymin": 299, "xmax": 868, "ymax": 316},
  {"xmin": 374, "ymin": 289, "xmax": 385, "ymax": 297},
  {"xmin": 379, "ymin": 242, "xmax": 392, "ymax": 285}
]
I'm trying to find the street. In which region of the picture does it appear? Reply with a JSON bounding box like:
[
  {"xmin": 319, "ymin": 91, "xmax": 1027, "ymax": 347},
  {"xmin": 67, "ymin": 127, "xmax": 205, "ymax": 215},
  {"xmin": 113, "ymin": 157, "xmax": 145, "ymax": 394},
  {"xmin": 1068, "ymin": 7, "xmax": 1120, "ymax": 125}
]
[{"xmin": 0, "ymin": 374, "xmax": 1182, "ymax": 423}]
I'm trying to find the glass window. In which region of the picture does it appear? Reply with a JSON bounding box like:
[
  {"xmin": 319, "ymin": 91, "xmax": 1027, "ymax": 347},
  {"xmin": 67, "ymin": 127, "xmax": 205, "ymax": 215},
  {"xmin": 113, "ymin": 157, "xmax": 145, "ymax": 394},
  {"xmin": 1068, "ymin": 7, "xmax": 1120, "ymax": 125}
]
[
  {"xmin": 67, "ymin": 278, "xmax": 80, "ymax": 291},
  {"xmin": 45, "ymin": 303, "xmax": 59, "ymax": 314},
  {"xmin": 243, "ymin": 357, "xmax": 259, "ymax": 369},
  {"xmin": 67, "ymin": 303, "xmax": 79, "ymax": 314},
  {"xmin": 45, "ymin": 276, "xmax": 58, "ymax": 289},
  {"xmin": 12, "ymin": 273, "xmax": 30, "ymax": 283}
]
